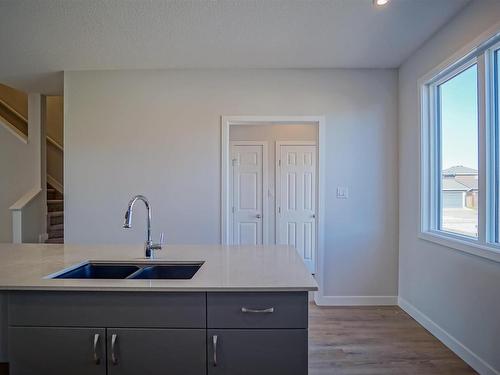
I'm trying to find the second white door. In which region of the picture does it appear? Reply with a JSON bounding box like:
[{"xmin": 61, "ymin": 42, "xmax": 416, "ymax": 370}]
[
  {"xmin": 231, "ymin": 142, "xmax": 267, "ymax": 245},
  {"xmin": 277, "ymin": 143, "xmax": 317, "ymax": 273}
]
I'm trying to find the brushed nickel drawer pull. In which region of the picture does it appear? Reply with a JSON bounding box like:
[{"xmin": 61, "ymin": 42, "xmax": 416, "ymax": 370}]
[
  {"xmin": 241, "ymin": 307, "xmax": 274, "ymax": 313},
  {"xmin": 213, "ymin": 335, "xmax": 218, "ymax": 367},
  {"xmin": 111, "ymin": 333, "xmax": 118, "ymax": 365},
  {"xmin": 93, "ymin": 333, "xmax": 100, "ymax": 365}
]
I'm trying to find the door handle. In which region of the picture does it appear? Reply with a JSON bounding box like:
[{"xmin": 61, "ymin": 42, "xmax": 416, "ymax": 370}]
[
  {"xmin": 111, "ymin": 333, "xmax": 118, "ymax": 365},
  {"xmin": 212, "ymin": 335, "xmax": 218, "ymax": 367},
  {"xmin": 241, "ymin": 307, "xmax": 274, "ymax": 313},
  {"xmin": 256, "ymin": 214, "xmax": 262, "ymax": 219},
  {"xmin": 93, "ymin": 333, "xmax": 100, "ymax": 365}
]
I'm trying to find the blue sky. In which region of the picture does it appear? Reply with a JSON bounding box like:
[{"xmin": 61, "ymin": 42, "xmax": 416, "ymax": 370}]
[{"xmin": 440, "ymin": 64, "xmax": 478, "ymax": 171}]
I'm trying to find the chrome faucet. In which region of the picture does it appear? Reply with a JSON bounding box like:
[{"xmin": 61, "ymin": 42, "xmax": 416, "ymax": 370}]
[{"xmin": 123, "ymin": 195, "xmax": 163, "ymax": 259}]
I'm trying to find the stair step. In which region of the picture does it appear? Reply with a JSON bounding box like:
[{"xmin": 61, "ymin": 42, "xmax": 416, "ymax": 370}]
[
  {"xmin": 47, "ymin": 192, "xmax": 63, "ymax": 200},
  {"xmin": 47, "ymin": 188, "xmax": 55, "ymax": 193},
  {"xmin": 48, "ymin": 223, "xmax": 64, "ymax": 230},
  {"xmin": 49, "ymin": 216, "xmax": 64, "ymax": 225},
  {"xmin": 46, "ymin": 238, "xmax": 64, "ymax": 244},
  {"xmin": 49, "ymin": 230, "xmax": 64, "ymax": 239},
  {"xmin": 48, "ymin": 206, "xmax": 63, "ymax": 213},
  {"xmin": 48, "ymin": 211, "xmax": 64, "ymax": 217},
  {"xmin": 47, "ymin": 199, "xmax": 63, "ymax": 204}
]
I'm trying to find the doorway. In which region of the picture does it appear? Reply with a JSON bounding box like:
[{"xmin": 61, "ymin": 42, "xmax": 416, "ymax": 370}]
[{"xmin": 222, "ymin": 116, "xmax": 325, "ymax": 278}]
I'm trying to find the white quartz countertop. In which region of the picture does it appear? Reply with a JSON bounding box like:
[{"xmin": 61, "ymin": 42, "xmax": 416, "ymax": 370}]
[{"xmin": 0, "ymin": 244, "xmax": 318, "ymax": 292}]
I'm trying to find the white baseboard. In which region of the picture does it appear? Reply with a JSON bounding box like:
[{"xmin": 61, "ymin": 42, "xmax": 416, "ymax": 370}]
[
  {"xmin": 398, "ymin": 297, "xmax": 499, "ymax": 375},
  {"xmin": 314, "ymin": 295, "xmax": 398, "ymax": 306}
]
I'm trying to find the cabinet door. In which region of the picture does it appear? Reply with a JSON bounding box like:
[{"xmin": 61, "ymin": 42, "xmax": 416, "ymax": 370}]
[
  {"xmin": 207, "ymin": 329, "xmax": 308, "ymax": 375},
  {"xmin": 9, "ymin": 327, "xmax": 106, "ymax": 375},
  {"xmin": 107, "ymin": 328, "xmax": 206, "ymax": 375}
]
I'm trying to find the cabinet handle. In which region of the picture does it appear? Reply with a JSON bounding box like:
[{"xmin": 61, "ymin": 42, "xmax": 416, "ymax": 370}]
[
  {"xmin": 241, "ymin": 307, "xmax": 274, "ymax": 313},
  {"xmin": 212, "ymin": 335, "xmax": 218, "ymax": 367},
  {"xmin": 111, "ymin": 334, "xmax": 118, "ymax": 365},
  {"xmin": 93, "ymin": 333, "xmax": 100, "ymax": 365}
]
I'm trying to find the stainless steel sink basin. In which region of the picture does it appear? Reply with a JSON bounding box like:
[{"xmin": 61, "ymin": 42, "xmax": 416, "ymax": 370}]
[{"xmin": 50, "ymin": 261, "xmax": 203, "ymax": 280}]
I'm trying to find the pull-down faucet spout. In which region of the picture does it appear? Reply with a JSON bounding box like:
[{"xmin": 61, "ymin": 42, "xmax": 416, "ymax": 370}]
[{"xmin": 123, "ymin": 195, "xmax": 163, "ymax": 259}]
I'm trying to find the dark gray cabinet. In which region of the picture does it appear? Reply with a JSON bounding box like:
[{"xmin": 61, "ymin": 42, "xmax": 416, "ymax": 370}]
[
  {"xmin": 9, "ymin": 327, "xmax": 106, "ymax": 375},
  {"xmin": 8, "ymin": 291, "xmax": 309, "ymax": 374},
  {"xmin": 9, "ymin": 327, "xmax": 206, "ymax": 375},
  {"xmin": 107, "ymin": 328, "xmax": 206, "ymax": 375},
  {"xmin": 207, "ymin": 329, "xmax": 308, "ymax": 375}
]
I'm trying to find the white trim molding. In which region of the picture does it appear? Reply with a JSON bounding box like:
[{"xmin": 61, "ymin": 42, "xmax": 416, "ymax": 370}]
[
  {"xmin": 399, "ymin": 297, "xmax": 500, "ymax": 375},
  {"xmin": 0, "ymin": 116, "xmax": 28, "ymax": 143},
  {"xmin": 47, "ymin": 135, "xmax": 63, "ymax": 152},
  {"xmin": 315, "ymin": 295, "xmax": 398, "ymax": 306},
  {"xmin": 47, "ymin": 174, "xmax": 64, "ymax": 195},
  {"xmin": 419, "ymin": 231, "xmax": 500, "ymax": 263}
]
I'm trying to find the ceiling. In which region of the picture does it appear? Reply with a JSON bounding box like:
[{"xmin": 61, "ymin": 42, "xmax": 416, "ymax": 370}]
[{"xmin": 0, "ymin": 0, "xmax": 470, "ymax": 94}]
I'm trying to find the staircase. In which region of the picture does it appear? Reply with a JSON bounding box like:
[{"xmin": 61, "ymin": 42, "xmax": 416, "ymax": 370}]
[{"xmin": 46, "ymin": 183, "xmax": 64, "ymax": 244}]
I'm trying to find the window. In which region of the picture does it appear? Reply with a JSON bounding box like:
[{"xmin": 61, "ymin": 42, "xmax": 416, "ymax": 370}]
[
  {"xmin": 496, "ymin": 47, "xmax": 500, "ymax": 241},
  {"xmin": 421, "ymin": 32, "xmax": 500, "ymax": 261},
  {"xmin": 438, "ymin": 64, "xmax": 479, "ymax": 238}
]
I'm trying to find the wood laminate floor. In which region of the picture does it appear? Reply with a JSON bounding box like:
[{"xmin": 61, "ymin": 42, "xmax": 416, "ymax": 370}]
[{"xmin": 309, "ymin": 304, "xmax": 477, "ymax": 375}]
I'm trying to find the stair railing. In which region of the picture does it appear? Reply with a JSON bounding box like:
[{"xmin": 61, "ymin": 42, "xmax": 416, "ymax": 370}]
[{"xmin": 9, "ymin": 187, "xmax": 44, "ymax": 243}]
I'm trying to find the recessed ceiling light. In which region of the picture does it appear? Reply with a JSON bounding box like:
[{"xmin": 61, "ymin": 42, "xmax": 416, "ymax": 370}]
[{"xmin": 373, "ymin": 0, "xmax": 390, "ymax": 6}]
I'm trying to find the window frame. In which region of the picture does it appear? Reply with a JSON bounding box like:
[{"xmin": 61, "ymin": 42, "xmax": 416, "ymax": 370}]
[{"xmin": 419, "ymin": 28, "xmax": 500, "ymax": 263}]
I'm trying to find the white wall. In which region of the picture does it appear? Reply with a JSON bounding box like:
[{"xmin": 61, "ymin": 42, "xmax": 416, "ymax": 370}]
[
  {"xmin": 65, "ymin": 68, "xmax": 399, "ymax": 300},
  {"xmin": 0, "ymin": 94, "xmax": 42, "ymax": 243},
  {"xmin": 398, "ymin": 1, "xmax": 500, "ymax": 373},
  {"xmin": 230, "ymin": 124, "xmax": 317, "ymax": 244}
]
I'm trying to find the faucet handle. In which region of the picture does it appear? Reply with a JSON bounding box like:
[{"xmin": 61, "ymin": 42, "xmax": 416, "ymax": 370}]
[{"xmin": 159, "ymin": 232, "xmax": 165, "ymax": 246}]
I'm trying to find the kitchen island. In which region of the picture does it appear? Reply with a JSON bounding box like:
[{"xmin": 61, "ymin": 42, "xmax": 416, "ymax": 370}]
[{"xmin": 0, "ymin": 243, "xmax": 317, "ymax": 375}]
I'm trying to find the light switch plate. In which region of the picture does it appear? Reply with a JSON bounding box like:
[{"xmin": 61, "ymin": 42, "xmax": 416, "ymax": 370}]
[{"xmin": 336, "ymin": 186, "xmax": 349, "ymax": 199}]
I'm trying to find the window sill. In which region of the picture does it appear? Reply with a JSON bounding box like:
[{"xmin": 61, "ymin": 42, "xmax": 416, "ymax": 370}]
[{"xmin": 419, "ymin": 231, "xmax": 500, "ymax": 263}]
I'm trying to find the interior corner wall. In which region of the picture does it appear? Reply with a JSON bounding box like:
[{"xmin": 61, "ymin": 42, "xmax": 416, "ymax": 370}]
[{"xmin": 398, "ymin": 0, "xmax": 500, "ymax": 372}]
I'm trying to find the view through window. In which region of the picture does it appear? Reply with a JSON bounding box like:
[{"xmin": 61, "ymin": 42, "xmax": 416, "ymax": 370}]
[
  {"xmin": 438, "ymin": 64, "xmax": 479, "ymax": 237},
  {"xmin": 496, "ymin": 48, "xmax": 500, "ymax": 242}
]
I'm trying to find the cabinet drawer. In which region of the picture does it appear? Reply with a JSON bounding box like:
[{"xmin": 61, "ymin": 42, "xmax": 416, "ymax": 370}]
[
  {"xmin": 207, "ymin": 329, "xmax": 308, "ymax": 375},
  {"xmin": 207, "ymin": 292, "xmax": 308, "ymax": 328},
  {"xmin": 9, "ymin": 291, "xmax": 205, "ymax": 328}
]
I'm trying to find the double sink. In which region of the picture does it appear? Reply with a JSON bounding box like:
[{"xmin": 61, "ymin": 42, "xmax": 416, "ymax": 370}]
[{"xmin": 50, "ymin": 261, "xmax": 203, "ymax": 280}]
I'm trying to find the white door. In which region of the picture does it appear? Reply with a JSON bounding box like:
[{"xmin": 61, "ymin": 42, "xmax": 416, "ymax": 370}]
[
  {"xmin": 231, "ymin": 143, "xmax": 268, "ymax": 245},
  {"xmin": 277, "ymin": 144, "xmax": 316, "ymax": 272}
]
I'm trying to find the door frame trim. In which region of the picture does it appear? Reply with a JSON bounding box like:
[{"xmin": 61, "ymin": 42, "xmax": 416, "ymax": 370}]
[
  {"xmin": 229, "ymin": 140, "xmax": 269, "ymax": 245},
  {"xmin": 221, "ymin": 116, "xmax": 326, "ymax": 295},
  {"xmin": 275, "ymin": 141, "xmax": 317, "ymax": 260}
]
